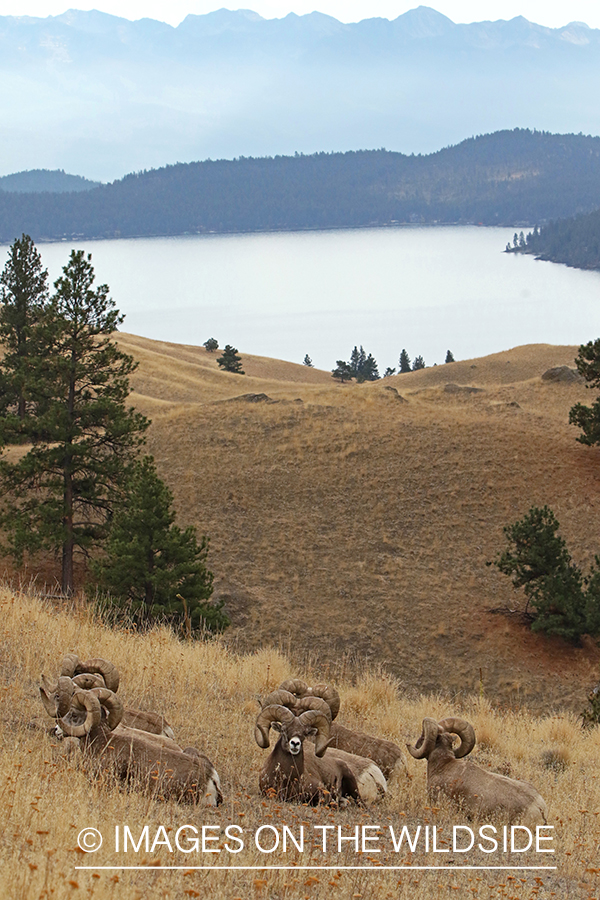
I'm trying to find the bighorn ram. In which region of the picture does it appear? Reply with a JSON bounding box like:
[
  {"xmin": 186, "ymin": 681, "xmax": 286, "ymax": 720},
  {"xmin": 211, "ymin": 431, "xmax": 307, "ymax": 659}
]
[
  {"xmin": 408, "ymin": 717, "xmax": 547, "ymax": 824},
  {"xmin": 263, "ymin": 680, "xmax": 406, "ymax": 780},
  {"xmin": 40, "ymin": 655, "xmax": 175, "ymax": 739},
  {"xmin": 255, "ymin": 703, "xmax": 386, "ymax": 805},
  {"xmin": 50, "ymin": 685, "xmax": 223, "ymax": 806}
]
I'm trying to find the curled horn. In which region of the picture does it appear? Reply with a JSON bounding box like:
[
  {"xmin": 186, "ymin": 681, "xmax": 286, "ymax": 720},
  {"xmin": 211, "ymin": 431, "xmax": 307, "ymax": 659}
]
[
  {"xmin": 294, "ymin": 696, "xmax": 332, "ymax": 723},
  {"xmin": 260, "ymin": 689, "xmax": 298, "ymax": 710},
  {"xmin": 60, "ymin": 653, "xmax": 81, "ymax": 678},
  {"xmin": 407, "ymin": 717, "xmax": 441, "ymax": 760},
  {"xmin": 310, "ymin": 683, "xmax": 340, "ymax": 720},
  {"xmin": 255, "ymin": 705, "xmax": 296, "ymax": 749},
  {"xmin": 39, "ymin": 683, "xmax": 56, "ymax": 718},
  {"xmin": 39, "ymin": 675, "xmax": 74, "ymax": 718},
  {"xmin": 278, "ymin": 679, "xmax": 309, "ymax": 698},
  {"xmin": 91, "ymin": 687, "xmax": 123, "ymax": 731},
  {"xmin": 297, "ymin": 709, "xmax": 331, "ymax": 757},
  {"xmin": 73, "ymin": 673, "xmax": 106, "ymax": 690},
  {"xmin": 58, "ymin": 689, "xmax": 102, "ymax": 737},
  {"xmin": 437, "ymin": 717, "xmax": 476, "ymax": 759},
  {"xmin": 78, "ymin": 658, "xmax": 119, "ymax": 692},
  {"xmin": 55, "ymin": 676, "xmax": 75, "ymax": 716}
]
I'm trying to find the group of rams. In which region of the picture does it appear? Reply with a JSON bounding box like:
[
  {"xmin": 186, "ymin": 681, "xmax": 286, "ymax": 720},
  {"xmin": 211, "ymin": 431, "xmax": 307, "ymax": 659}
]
[{"xmin": 38, "ymin": 656, "xmax": 547, "ymax": 823}]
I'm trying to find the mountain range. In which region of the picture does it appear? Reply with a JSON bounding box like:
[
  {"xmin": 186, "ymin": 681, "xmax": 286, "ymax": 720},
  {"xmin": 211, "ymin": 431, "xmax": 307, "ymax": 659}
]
[{"xmin": 2, "ymin": 6, "xmax": 600, "ymax": 181}]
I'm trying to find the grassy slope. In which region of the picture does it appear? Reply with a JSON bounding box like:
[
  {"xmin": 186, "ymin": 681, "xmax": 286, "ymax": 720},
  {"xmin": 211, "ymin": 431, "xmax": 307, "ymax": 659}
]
[
  {"xmin": 109, "ymin": 336, "xmax": 600, "ymax": 713},
  {"xmin": 1, "ymin": 586, "xmax": 599, "ymax": 900}
]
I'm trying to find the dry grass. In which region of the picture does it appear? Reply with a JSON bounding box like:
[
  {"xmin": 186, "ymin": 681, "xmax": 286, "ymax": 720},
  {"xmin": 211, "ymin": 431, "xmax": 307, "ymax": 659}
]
[
  {"xmin": 2, "ymin": 585, "xmax": 600, "ymax": 899},
  {"xmin": 8, "ymin": 338, "xmax": 600, "ymax": 713},
  {"xmin": 109, "ymin": 337, "xmax": 600, "ymax": 713}
]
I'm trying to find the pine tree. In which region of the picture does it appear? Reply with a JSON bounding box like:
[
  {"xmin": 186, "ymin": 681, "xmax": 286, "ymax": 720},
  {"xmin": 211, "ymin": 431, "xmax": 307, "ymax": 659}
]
[
  {"xmin": 0, "ymin": 234, "xmax": 49, "ymax": 426},
  {"xmin": 350, "ymin": 346, "xmax": 366, "ymax": 378},
  {"xmin": 0, "ymin": 248, "xmax": 149, "ymax": 594},
  {"xmin": 303, "ymin": 354, "xmax": 314, "ymax": 367},
  {"xmin": 445, "ymin": 350, "xmax": 455, "ymax": 363},
  {"xmin": 94, "ymin": 456, "xmax": 228, "ymax": 634},
  {"xmin": 383, "ymin": 367, "xmax": 396, "ymax": 377},
  {"xmin": 569, "ymin": 338, "xmax": 600, "ymax": 445},
  {"xmin": 360, "ymin": 353, "xmax": 380, "ymax": 381},
  {"xmin": 217, "ymin": 344, "xmax": 244, "ymax": 374},
  {"xmin": 331, "ymin": 361, "xmax": 353, "ymax": 383},
  {"xmin": 491, "ymin": 505, "xmax": 600, "ymax": 642},
  {"xmin": 348, "ymin": 345, "xmax": 379, "ymax": 382},
  {"xmin": 412, "ymin": 355, "xmax": 426, "ymax": 370},
  {"xmin": 399, "ymin": 349, "xmax": 411, "ymax": 373},
  {"xmin": 203, "ymin": 337, "xmax": 218, "ymax": 352}
]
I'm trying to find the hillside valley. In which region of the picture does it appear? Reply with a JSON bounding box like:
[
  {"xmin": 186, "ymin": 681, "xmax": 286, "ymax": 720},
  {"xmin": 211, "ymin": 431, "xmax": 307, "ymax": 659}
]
[{"xmin": 78, "ymin": 335, "xmax": 600, "ymax": 715}]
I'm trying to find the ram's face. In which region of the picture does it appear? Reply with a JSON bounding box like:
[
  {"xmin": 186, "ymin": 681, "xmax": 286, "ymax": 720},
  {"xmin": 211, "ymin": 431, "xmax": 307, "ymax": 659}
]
[{"xmin": 276, "ymin": 720, "xmax": 314, "ymax": 756}]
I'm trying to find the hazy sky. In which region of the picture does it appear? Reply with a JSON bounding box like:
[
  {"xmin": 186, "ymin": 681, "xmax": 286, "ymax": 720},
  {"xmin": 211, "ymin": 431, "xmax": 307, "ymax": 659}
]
[{"xmin": 0, "ymin": 1, "xmax": 597, "ymax": 29}]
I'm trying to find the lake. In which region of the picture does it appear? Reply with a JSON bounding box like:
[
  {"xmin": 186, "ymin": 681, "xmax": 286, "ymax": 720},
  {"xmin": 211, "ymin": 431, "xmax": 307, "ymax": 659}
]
[{"xmin": 8, "ymin": 226, "xmax": 600, "ymax": 372}]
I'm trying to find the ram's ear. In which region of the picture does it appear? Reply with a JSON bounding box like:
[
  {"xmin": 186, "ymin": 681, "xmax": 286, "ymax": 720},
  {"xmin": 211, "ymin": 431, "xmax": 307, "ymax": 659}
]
[{"xmin": 271, "ymin": 722, "xmax": 283, "ymax": 733}]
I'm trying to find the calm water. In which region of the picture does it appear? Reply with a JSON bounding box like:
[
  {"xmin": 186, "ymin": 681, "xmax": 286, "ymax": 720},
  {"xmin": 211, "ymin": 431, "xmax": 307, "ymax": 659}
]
[{"xmin": 10, "ymin": 226, "xmax": 600, "ymax": 371}]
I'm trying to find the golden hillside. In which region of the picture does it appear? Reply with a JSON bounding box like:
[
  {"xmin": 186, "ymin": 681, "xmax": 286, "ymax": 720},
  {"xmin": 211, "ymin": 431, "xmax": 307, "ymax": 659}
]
[
  {"xmin": 98, "ymin": 335, "xmax": 600, "ymax": 715},
  {"xmin": 2, "ymin": 586, "xmax": 599, "ymax": 900},
  {"xmin": 1, "ymin": 338, "xmax": 598, "ymax": 899}
]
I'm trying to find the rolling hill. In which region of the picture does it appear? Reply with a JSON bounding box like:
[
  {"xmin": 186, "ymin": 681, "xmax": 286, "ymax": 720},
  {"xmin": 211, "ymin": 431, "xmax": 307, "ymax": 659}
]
[
  {"xmin": 30, "ymin": 334, "xmax": 595, "ymax": 714},
  {"xmin": 0, "ymin": 169, "xmax": 100, "ymax": 193},
  {"xmin": 1, "ymin": 336, "xmax": 599, "ymax": 900}
]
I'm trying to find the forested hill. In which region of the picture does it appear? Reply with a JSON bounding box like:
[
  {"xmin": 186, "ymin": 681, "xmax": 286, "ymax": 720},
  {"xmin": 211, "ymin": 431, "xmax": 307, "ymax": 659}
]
[
  {"xmin": 516, "ymin": 209, "xmax": 600, "ymax": 270},
  {"xmin": 0, "ymin": 170, "xmax": 101, "ymax": 194},
  {"xmin": 2, "ymin": 129, "xmax": 600, "ymax": 241}
]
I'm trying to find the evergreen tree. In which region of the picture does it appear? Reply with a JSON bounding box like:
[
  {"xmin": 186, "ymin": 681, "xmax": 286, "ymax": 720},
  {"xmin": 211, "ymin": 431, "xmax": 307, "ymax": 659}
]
[
  {"xmin": 331, "ymin": 360, "xmax": 353, "ymax": 383},
  {"xmin": 412, "ymin": 355, "xmax": 426, "ymax": 370},
  {"xmin": 350, "ymin": 345, "xmax": 366, "ymax": 378},
  {"xmin": 570, "ymin": 338, "xmax": 600, "ymax": 445},
  {"xmin": 445, "ymin": 350, "xmax": 455, "ymax": 363},
  {"xmin": 383, "ymin": 366, "xmax": 396, "ymax": 377},
  {"xmin": 94, "ymin": 456, "xmax": 228, "ymax": 634},
  {"xmin": 0, "ymin": 234, "xmax": 49, "ymax": 424},
  {"xmin": 360, "ymin": 353, "xmax": 380, "ymax": 381},
  {"xmin": 0, "ymin": 249, "xmax": 149, "ymax": 594},
  {"xmin": 203, "ymin": 337, "xmax": 218, "ymax": 352},
  {"xmin": 491, "ymin": 505, "xmax": 600, "ymax": 642},
  {"xmin": 303, "ymin": 354, "xmax": 314, "ymax": 367},
  {"xmin": 399, "ymin": 349, "xmax": 411, "ymax": 373},
  {"xmin": 349, "ymin": 345, "xmax": 379, "ymax": 382},
  {"xmin": 217, "ymin": 344, "xmax": 244, "ymax": 374}
]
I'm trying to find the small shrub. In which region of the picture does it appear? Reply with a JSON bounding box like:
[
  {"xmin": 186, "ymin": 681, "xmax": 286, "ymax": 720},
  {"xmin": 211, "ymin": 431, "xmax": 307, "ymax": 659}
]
[
  {"xmin": 581, "ymin": 683, "xmax": 600, "ymax": 728},
  {"xmin": 540, "ymin": 747, "xmax": 571, "ymax": 773}
]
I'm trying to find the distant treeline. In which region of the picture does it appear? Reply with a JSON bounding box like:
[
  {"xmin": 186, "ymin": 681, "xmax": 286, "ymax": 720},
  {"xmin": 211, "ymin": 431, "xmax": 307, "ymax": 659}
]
[
  {"xmin": 3, "ymin": 129, "xmax": 600, "ymax": 242},
  {"xmin": 0, "ymin": 169, "xmax": 100, "ymax": 194},
  {"xmin": 512, "ymin": 210, "xmax": 600, "ymax": 270}
]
